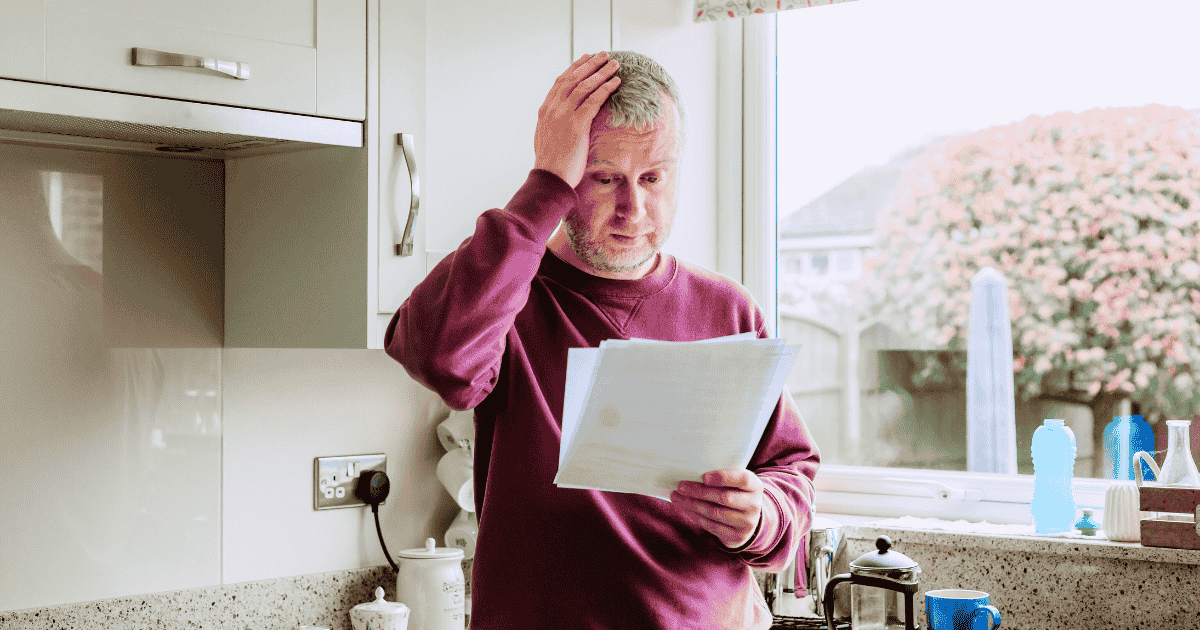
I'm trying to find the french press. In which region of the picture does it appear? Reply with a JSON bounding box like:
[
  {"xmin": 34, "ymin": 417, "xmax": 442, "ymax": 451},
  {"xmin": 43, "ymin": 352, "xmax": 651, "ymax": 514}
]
[{"xmin": 824, "ymin": 535, "xmax": 921, "ymax": 630}]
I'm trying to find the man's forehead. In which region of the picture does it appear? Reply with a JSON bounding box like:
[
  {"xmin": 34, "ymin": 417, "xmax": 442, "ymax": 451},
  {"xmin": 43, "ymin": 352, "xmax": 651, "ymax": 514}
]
[
  {"xmin": 587, "ymin": 118, "xmax": 681, "ymax": 169},
  {"xmin": 587, "ymin": 156, "xmax": 676, "ymax": 169}
]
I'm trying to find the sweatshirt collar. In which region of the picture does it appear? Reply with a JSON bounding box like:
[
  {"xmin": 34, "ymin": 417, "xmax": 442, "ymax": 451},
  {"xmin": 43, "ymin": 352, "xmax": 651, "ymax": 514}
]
[{"xmin": 540, "ymin": 248, "xmax": 676, "ymax": 298}]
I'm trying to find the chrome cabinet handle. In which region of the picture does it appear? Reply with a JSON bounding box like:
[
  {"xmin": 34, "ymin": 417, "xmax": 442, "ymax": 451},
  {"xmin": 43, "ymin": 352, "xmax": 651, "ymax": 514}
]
[
  {"xmin": 393, "ymin": 133, "xmax": 421, "ymax": 256},
  {"xmin": 132, "ymin": 47, "xmax": 250, "ymax": 80}
]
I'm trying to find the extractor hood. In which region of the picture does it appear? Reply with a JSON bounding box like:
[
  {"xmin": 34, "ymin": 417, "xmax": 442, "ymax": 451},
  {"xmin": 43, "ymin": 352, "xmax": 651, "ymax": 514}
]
[{"xmin": 0, "ymin": 77, "xmax": 363, "ymax": 159}]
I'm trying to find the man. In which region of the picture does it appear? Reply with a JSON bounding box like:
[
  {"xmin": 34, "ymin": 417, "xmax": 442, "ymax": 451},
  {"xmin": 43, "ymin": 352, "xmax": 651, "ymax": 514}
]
[{"xmin": 386, "ymin": 50, "xmax": 819, "ymax": 629}]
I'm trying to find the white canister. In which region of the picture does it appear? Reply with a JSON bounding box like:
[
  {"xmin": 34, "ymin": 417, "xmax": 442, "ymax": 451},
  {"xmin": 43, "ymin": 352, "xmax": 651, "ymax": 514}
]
[{"xmin": 397, "ymin": 537, "xmax": 466, "ymax": 630}]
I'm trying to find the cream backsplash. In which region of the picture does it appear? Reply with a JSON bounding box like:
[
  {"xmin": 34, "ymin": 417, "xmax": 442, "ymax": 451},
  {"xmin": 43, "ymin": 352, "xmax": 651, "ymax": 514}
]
[
  {"xmin": 0, "ymin": 141, "xmax": 453, "ymax": 613},
  {"xmin": 0, "ymin": 142, "xmax": 223, "ymax": 610}
]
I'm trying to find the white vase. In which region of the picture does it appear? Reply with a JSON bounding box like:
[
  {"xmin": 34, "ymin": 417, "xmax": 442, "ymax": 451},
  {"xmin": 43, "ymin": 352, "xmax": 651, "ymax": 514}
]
[{"xmin": 1103, "ymin": 481, "xmax": 1142, "ymax": 542}]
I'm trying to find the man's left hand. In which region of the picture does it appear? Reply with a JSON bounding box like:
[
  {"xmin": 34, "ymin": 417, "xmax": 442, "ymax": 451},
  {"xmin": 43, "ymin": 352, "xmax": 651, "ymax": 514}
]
[{"xmin": 670, "ymin": 469, "xmax": 764, "ymax": 549}]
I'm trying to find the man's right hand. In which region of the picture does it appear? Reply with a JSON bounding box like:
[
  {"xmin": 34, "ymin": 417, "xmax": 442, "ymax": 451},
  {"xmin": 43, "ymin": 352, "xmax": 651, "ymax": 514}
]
[{"xmin": 533, "ymin": 51, "xmax": 621, "ymax": 189}]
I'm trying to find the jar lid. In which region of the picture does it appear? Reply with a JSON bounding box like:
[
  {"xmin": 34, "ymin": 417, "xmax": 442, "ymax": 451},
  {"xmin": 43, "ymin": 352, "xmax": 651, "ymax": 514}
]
[
  {"xmin": 350, "ymin": 586, "xmax": 410, "ymax": 615},
  {"xmin": 849, "ymin": 536, "xmax": 919, "ymax": 571},
  {"xmin": 397, "ymin": 537, "xmax": 464, "ymax": 560}
]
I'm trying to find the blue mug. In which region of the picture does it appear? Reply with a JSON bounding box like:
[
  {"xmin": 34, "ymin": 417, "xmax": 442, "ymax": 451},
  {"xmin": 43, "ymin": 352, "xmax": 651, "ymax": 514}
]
[{"xmin": 925, "ymin": 589, "xmax": 1001, "ymax": 630}]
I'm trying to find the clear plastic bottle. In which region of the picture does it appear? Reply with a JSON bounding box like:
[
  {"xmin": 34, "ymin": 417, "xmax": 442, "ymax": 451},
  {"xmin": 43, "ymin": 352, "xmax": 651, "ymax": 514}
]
[
  {"xmin": 1031, "ymin": 418, "xmax": 1076, "ymax": 534},
  {"xmin": 1102, "ymin": 414, "xmax": 1154, "ymax": 480}
]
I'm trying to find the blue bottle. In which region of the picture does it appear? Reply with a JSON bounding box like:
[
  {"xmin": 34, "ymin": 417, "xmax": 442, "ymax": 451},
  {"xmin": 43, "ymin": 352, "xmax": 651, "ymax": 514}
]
[
  {"xmin": 1102, "ymin": 415, "xmax": 1155, "ymax": 480},
  {"xmin": 1031, "ymin": 419, "xmax": 1077, "ymax": 535}
]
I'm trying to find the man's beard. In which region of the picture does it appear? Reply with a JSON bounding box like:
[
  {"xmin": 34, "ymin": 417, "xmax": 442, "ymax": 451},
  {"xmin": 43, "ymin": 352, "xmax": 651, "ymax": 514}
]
[{"xmin": 562, "ymin": 212, "xmax": 667, "ymax": 275}]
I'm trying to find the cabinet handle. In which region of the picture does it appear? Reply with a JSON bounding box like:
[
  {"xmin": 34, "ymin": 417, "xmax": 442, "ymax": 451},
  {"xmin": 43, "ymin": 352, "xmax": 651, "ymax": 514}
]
[
  {"xmin": 393, "ymin": 133, "xmax": 421, "ymax": 256},
  {"xmin": 132, "ymin": 47, "xmax": 250, "ymax": 80}
]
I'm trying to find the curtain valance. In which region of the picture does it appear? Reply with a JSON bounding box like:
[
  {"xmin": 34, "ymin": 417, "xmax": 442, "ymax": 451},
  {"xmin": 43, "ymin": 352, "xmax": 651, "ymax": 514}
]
[{"xmin": 695, "ymin": 0, "xmax": 857, "ymax": 22}]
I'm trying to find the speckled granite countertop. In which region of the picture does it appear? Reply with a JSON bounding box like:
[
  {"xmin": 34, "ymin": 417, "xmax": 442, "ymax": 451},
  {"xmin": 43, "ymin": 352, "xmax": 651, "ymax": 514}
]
[
  {"xmin": 830, "ymin": 515, "xmax": 1200, "ymax": 630},
  {"xmin": 1, "ymin": 558, "xmax": 475, "ymax": 630},
  {"xmin": 0, "ymin": 566, "xmax": 397, "ymax": 630},
  {"xmin": 848, "ymin": 514, "xmax": 1200, "ymax": 565},
  {"xmin": 5, "ymin": 519, "xmax": 1197, "ymax": 630}
]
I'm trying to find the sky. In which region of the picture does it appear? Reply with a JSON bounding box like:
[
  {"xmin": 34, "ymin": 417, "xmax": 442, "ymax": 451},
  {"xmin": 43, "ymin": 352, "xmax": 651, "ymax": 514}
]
[{"xmin": 776, "ymin": 0, "xmax": 1200, "ymax": 217}]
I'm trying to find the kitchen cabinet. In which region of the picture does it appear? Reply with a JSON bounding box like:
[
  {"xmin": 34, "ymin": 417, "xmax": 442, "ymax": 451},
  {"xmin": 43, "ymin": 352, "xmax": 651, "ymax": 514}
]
[
  {"xmin": 225, "ymin": 0, "xmax": 615, "ymax": 349},
  {"xmin": 0, "ymin": 1, "xmax": 43, "ymax": 81},
  {"xmin": 375, "ymin": 0, "xmax": 616, "ymax": 348},
  {"xmin": 0, "ymin": 0, "xmax": 365, "ymax": 121}
]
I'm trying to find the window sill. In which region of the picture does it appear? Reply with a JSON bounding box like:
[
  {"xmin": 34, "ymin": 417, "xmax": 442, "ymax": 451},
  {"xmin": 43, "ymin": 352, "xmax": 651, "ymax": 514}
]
[{"xmin": 827, "ymin": 513, "xmax": 1200, "ymax": 566}]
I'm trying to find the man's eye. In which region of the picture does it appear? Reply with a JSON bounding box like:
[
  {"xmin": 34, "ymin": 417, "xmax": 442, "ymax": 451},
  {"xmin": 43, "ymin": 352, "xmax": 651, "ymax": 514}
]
[
  {"xmin": 643, "ymin": 176, "xmax": 660, "ymax": 183},
  {"xmin": 596, "ymin": 175, "xmax": 616, "ymax": 185}
]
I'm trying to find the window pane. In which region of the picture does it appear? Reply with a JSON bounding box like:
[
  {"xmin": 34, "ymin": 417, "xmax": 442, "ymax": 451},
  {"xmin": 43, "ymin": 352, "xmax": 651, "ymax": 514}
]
[{"xmin": 777, "ymin": 0, "xmax": 1200, "ymax": 479}]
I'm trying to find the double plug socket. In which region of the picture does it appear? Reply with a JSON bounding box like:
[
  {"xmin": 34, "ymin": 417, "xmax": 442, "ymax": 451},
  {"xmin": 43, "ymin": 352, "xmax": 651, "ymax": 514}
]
[{"xmin": 313, "ymin": 454, "xmax": 387, "ymax": 510}]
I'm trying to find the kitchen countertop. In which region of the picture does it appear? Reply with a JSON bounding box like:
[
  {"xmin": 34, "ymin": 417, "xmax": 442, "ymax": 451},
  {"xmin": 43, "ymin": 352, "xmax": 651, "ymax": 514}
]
[
  {"xmin": 833, "ymin": 513, "xmax": 1200, "ymax": 565},
  {"xmin": 6, "ymin": 513, "xmax": 1194, "ymax": 630},
  {"xmin": 827, "ymin": 514, "xmax": 1200, "ymax": 630}
]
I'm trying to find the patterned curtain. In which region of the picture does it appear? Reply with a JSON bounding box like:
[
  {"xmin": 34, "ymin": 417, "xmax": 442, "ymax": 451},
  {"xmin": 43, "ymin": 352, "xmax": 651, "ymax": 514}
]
[{"xmin": 694, "ymin": 0, "xmax": 858, "ymax": 22}]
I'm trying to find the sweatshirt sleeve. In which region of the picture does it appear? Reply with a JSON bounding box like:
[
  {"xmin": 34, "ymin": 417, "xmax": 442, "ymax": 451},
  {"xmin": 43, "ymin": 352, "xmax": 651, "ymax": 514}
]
[
  {"xmin": 384, "ymin": 169, "xmax": 577, "ymax": 410},
  {"xmin": 721, "ymin": 317, "xmax": 821, "ymax": 572}
]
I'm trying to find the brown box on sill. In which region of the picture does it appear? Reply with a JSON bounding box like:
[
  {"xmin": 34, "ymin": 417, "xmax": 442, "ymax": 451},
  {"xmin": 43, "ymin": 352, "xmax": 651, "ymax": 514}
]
[{"xmin": 1139, "ymin": 485, "xmax": 1200, "ymax": 550}]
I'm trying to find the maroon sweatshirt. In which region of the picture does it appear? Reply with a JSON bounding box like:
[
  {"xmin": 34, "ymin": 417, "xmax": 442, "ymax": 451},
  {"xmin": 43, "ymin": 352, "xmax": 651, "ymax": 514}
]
[{"xmin": 385, "ymin": 169, "xmax": 820, "ymax": 630}]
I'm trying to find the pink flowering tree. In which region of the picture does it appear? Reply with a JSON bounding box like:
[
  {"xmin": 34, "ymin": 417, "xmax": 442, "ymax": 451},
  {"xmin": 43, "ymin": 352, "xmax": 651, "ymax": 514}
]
[{"xmin": 864, "ymin": 105, "xmax": 1200, "ymax": 421}]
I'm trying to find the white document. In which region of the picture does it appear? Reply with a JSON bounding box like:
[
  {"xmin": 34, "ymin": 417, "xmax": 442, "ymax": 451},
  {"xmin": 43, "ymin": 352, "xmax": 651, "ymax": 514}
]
[{"xmin": 555, "ymin": 333, "xmax": 799, "ymax": 501}]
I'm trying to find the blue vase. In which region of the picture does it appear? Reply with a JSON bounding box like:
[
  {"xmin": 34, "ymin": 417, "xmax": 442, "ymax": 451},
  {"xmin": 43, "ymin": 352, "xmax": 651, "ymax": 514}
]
[
  {"xmin": 1032, "ymin": 419, "xmax": 1076, "ymax": 535},
  {"xmin": 1102, "ymin": 415, "xmax": 1155, "ymax": 481}
]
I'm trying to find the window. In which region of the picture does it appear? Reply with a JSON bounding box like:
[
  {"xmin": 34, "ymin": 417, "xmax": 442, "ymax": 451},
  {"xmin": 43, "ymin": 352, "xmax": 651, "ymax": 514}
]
[{"xmin": 758, "ymin": 0, "xmax": 1200, "ymax": 519}]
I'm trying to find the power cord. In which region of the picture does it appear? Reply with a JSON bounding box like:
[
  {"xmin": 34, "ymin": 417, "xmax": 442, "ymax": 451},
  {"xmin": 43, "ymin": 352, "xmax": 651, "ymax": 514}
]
[{"xmin": 356, "ymin": 470, "xmax": 398, "ymax": 573}]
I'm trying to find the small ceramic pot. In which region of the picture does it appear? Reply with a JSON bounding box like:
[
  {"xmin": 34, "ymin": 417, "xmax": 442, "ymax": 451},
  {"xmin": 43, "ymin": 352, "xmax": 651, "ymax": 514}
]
[
  {"xmin": 350, "ymin": 586, "xmax": 410, "ymax": 630},
  {"xmin": 1103, "ymin": 481, "xmax": 1141, "ymax": 542}
]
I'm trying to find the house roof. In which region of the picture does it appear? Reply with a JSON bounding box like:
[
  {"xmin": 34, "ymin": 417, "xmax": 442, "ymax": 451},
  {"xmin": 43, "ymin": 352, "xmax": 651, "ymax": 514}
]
[{"xmin": 779, "ymin": 143, "xmax": 929, "ymax": 239}]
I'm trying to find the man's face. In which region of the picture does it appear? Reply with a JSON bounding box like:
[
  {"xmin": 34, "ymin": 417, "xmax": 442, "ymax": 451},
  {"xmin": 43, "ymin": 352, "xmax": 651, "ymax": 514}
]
[{"xmin": 562, "ymin": 97, "xmax": 681, "ymax": 279}]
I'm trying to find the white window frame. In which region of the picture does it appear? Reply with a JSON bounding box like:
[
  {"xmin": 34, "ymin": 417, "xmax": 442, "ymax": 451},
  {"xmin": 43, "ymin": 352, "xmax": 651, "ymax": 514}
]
[{"xmin": 724, "ymin": 11, "xmax": 1116, "ymax": 522}]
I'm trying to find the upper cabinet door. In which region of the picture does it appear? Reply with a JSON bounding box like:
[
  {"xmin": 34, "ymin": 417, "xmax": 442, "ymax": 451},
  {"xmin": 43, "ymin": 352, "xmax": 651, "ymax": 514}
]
[
  {"xmin": 0, "ymin": 1, "xmax": 44, "ymax": 81},
  {"xmin": 38, "ymin": 0, "xmax": 365, "ymax": 120},
  {"xmin": 375, "ymin": 0, "xmax": 578, "ymax": 330}
]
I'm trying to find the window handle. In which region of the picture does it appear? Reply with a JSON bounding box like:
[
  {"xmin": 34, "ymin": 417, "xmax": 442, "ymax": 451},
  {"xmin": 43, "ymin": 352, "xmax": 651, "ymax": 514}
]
[
  {"xmin": 132, "ymin": 48, "xmax": 250, "ymax": 80},
  {"xmin": 883, "ymin": 478, "xmax": 984, "ymax": 501}
]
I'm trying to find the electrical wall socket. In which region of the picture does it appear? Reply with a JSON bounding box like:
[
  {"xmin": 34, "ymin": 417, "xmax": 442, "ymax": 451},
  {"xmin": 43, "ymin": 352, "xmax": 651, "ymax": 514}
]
[{"xmin": 314, "ymin": 454, "xmax": 387, "ymax": 510}]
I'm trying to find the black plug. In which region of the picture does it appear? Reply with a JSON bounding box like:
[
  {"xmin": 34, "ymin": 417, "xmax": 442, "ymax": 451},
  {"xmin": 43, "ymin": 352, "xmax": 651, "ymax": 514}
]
[
  {"xmin": 356, "ymin": 469, "xmax": 391, "ymax": 509},
  {"xmin": 356, "ymin": 470, "xmax": 398, "ymax": 573}
]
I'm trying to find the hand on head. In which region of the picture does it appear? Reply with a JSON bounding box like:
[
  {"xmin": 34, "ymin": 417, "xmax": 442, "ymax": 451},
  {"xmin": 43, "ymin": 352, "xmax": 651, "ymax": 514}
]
[
  {"xmin": 670, "ymin": 469, "xmax": 766, "ymax": 549},
  {"xmin": 534, "ymin": 51, "xmax": 621, "ymax": 189}
]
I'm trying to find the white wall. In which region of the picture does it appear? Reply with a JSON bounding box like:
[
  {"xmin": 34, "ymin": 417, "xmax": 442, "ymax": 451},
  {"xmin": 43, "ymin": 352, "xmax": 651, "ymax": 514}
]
[{"xmin": 222, "ymin": 349, "xmax": 455, "ymax": 584}]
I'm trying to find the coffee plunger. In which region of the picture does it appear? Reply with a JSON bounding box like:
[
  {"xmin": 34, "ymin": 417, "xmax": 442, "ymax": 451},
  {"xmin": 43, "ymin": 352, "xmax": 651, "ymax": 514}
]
[{"xmin": 824, "ymin": 535, "xmax": 920, "ymax": 630}]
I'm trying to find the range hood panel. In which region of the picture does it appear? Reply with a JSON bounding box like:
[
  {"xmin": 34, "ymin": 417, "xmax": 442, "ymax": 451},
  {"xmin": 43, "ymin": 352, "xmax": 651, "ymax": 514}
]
[{"xmin": 0, "ymin": 78, "xmax": 363, "ymax": 158}]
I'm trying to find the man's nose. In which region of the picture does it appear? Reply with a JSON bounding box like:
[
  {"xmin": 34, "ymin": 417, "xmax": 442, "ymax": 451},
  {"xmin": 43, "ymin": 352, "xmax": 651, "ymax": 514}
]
[{"xmin": 616, "ymin": 180, "xmax": 648, "ymax": 223}]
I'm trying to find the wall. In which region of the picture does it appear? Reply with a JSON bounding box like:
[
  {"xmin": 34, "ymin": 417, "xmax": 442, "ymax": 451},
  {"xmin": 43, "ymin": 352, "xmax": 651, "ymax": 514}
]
[{"xmin": 221, "ymin": 349, "xmax": 452, "ymax": 584}]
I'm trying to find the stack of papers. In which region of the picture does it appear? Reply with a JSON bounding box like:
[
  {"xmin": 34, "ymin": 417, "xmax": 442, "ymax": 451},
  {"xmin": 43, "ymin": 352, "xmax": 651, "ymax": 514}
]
[{"xmin": 554, "ymin": 332, "xmax": 800, "ymax": 500}]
